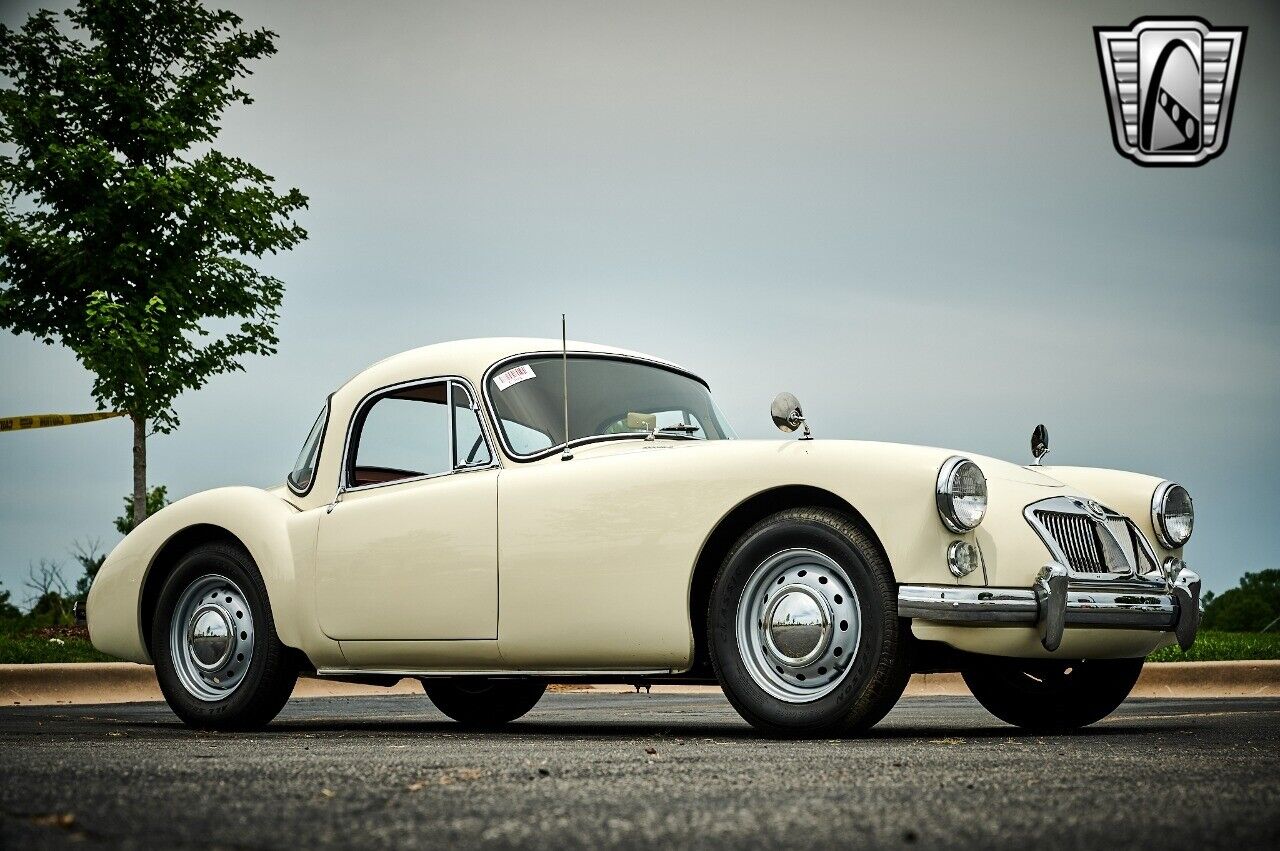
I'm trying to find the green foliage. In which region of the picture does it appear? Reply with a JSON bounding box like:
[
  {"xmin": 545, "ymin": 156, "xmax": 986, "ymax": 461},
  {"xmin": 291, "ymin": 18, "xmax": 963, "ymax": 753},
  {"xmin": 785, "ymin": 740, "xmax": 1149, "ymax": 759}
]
[
  {"xmin": 71, "ymin": 539, "xmax": 106, "ymax": 600},
  {"xmin": 0, "ymin": 623, "xmax": 114, "ymax": 664},
  {"xmin": 1238, "ymin": 568, "xmax": 1280, "ymax": 619},
  {"xmin": 0, "ymin": 0, "xmax": 307, "ymax": 434},
  {"xmin": 1203, "ymin": 590, "xmax": 1273, "ymax": 632},
  {"xmin": 29, "ymin": 590, "xmax": 72, "ymax": 623},
  {"xmin": 1149, "ymin": 631, "xmax": 1280, "ymax": 662},
  {"xmin": 1200, "ymin": 569, "xmax": 1280, "ymax": 632},
  {"xmin": 115, "ymin": 485, "xmax": 170, "ymax": 536},
  {"xmin": 0, "ymin": 581, "xmax": 22, "ymax": 619}
]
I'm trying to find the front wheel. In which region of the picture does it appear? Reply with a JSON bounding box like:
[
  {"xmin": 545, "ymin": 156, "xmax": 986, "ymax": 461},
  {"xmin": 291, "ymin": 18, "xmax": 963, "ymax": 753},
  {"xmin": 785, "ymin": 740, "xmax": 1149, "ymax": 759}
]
[
  {"xmin": 151, "ymin": 542, "xmax": 299, "ymax": 730},
  {"xmin": 962, "ymin": 658, "xmax": 1144, "ymax": 732},
  {"xmin": 707, "ymin": 507, "xmax": 909, "ymax": 736},
  {"xmin": 423, "ymin": 678, "xmax": 546, "ymax": 727}
]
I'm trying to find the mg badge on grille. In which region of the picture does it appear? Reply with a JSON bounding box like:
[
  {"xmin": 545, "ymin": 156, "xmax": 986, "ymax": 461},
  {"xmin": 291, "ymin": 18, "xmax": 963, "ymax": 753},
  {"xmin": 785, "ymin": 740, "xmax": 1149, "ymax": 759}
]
[
  {"xmin": 1084, "ymin": 500, "xmax": 1108, "ymax": 522},
  {"xmin": 1094, "ymin": 17, "xmax": 1246, "ymax": 166}
]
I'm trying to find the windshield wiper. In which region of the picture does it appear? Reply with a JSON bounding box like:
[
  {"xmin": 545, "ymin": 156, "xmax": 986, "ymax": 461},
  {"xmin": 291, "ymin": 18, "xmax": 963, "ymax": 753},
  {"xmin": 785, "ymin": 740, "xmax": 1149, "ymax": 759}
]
[{"xmin": 657, "ymin": 423, "xmax": 701, "ymax": 435}]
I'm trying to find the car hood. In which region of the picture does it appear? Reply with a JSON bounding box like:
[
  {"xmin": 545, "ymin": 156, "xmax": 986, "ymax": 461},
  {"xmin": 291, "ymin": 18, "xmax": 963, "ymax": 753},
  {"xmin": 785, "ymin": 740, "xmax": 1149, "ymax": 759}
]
[{"xmin": 562, "ymin": 436, "xmax": 1065, "ymax": 488}]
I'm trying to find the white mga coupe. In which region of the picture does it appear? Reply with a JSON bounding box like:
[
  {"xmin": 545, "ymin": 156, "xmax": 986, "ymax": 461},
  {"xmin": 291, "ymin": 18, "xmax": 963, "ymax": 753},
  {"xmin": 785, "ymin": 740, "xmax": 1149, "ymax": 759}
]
[{"xmin": 88, "ymin": 338, "xmax": 1200, "ymax": 734}]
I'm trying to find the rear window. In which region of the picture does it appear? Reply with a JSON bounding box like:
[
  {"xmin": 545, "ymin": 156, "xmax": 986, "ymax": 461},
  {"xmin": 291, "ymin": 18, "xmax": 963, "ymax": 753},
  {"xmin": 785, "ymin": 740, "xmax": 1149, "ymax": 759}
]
[{"xmin": 287, "ymin": 406, "xmax": 327, "ymax": 494}]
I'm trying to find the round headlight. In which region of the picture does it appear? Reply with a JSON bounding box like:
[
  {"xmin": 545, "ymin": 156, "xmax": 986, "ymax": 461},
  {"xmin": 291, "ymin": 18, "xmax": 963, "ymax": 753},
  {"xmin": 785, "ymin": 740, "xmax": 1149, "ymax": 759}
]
[
  {"xmin": 1152, "ymin": 482, "xmax": 1194, "ymax": 549},
  {"xmin": 936, "ymin": 457, "xmax": 987, "ymax": 532}
]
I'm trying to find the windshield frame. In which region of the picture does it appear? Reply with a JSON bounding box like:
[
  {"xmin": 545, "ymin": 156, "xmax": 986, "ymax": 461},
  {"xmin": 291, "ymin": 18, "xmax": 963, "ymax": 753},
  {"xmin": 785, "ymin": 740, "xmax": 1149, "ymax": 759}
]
[
  {"xmin": 481, "ymin": 351, "xmax": 725, "ymax": 462},
  {"xmin": 286, "ymin": 397, "xmax": 331, "ymax": 497}
]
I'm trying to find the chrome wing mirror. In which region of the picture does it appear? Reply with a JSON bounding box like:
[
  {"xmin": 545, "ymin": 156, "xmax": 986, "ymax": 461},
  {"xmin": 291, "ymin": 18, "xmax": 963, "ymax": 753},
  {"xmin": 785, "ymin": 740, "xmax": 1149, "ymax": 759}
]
[
  {"xmin": 1030, "ymin": 423, "xmax": 1049, "ymax": 466},
  {"xmin": 771, "ymin": 392, "xmax": 812, "ymax": 441}
]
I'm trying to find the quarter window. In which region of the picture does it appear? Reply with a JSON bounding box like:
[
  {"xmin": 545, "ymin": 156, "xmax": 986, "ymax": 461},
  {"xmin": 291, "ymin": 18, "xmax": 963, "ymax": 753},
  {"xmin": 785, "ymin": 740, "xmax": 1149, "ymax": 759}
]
[
  {"xmin": 287, "ymin": 406, "xmax": 327, "ymax": 494},
  {"xmin": 452, "ymin": 385, "xmax": 492, "ymax": 468}
]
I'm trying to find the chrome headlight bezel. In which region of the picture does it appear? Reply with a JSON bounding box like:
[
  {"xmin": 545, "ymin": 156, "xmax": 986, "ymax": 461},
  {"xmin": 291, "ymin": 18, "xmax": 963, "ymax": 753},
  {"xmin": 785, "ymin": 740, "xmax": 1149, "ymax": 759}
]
[
  {"xmin": 935, "ymin": 456, "xmax": 988, "ymax": 533},
  {"xmin": 1151, "ymin": 481, "xmax": 1194, "ymax": 549}
]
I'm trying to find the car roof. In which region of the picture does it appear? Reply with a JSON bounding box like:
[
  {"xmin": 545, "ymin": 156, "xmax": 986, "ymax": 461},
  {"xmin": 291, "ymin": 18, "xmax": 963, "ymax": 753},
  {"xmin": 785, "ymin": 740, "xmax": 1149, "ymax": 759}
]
[{"xmin": 335, "ymin": 337, "xmax": 688, "ymax": 403}]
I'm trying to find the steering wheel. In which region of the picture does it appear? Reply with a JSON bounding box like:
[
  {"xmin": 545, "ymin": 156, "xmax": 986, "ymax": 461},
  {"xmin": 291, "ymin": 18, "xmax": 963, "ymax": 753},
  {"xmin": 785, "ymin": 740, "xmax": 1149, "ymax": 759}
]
[{"xmin": 464, "ymin": 434, "xmax": 485, "ymax": 465}]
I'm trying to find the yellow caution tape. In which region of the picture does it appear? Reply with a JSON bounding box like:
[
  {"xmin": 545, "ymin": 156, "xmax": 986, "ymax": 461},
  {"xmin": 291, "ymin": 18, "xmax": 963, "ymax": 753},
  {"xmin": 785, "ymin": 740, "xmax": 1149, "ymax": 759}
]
[{"xmin": 0, "ymin": 411, "xmax": 125, "ymax": 432}]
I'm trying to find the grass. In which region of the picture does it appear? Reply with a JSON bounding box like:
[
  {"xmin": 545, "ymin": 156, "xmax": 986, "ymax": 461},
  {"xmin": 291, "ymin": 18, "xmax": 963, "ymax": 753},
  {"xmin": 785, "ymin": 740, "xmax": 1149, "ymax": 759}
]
[
  {"xmin": 1148, "ymin": 630, "xmax": 1280, "ymax": 662},
  {"xmin": 0, "ymin": 623, "xmax": 116, "ymax": 664}
]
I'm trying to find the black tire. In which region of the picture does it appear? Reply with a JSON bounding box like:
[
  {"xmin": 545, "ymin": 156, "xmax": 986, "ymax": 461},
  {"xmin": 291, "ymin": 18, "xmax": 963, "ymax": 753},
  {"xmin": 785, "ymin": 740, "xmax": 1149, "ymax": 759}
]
[
  {"xmin": 961, "ymin": 657, "xmax": 1144, "ymax": 732},
  {"xmin": 707, "ymin": 507, "xmax": 909, "ymax": 736},
  {"xmin": 151, "ymin": 542, "xmax": 299, "ymax": 730},
  {"xmin": 423, "ymin": 678, "xmax": 546, "ymax": 728}
]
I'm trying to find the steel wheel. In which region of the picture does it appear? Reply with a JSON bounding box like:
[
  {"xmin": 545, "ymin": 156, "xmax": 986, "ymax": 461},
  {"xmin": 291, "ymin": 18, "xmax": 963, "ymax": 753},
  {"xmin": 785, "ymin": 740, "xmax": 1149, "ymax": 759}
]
[
  {"xmin": 735, "ymin": 547, "xmax": 862, "ymax": 703},
  {"xmin": 168, "ymin": 574, "xmax": 256, "ymax": 702}
]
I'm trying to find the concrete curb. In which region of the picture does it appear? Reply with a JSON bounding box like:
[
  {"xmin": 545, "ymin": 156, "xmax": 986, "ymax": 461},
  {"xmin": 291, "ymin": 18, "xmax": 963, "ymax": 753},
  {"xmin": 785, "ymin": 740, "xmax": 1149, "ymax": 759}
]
[
  {"xmin": 0, "ymin": 663, "xmax": 423, "ymax": 707},
  {"xmin": 2, "ymin": 660, "xmax": 1277, "ymax": 707}
]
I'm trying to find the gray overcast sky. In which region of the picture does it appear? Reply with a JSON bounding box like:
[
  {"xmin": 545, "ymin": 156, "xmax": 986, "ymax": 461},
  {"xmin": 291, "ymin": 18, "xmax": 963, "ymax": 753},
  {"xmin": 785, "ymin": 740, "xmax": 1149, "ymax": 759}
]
[{"xmin": 1, "ymin": 0, "xmax": 1277, "ymax": 598}]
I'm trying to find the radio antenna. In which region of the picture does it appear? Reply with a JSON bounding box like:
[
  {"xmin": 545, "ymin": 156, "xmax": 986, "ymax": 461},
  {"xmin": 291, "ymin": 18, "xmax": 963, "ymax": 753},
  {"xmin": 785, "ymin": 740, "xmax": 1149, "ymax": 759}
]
[{"xmin": 560, "ymin": 313, "xmax": 573, "ymax": 461}]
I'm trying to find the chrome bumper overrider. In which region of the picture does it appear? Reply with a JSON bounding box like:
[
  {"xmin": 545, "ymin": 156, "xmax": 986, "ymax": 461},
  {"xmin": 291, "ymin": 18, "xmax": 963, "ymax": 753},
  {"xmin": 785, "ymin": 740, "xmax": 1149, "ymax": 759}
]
[{"xmin": 898, "ymin": 563, "xmax": 1201, "ymax": 652}]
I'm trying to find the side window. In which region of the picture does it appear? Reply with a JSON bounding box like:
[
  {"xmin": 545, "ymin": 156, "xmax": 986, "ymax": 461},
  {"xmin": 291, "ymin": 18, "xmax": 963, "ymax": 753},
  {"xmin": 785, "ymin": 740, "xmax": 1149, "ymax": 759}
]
[
  {"xmin": 350, "ymin": 382, "xmax": 450, "ymax": 486},
  {"xmin": 451, "ymin": 383, "xmax": 492, "ymax": 468}
]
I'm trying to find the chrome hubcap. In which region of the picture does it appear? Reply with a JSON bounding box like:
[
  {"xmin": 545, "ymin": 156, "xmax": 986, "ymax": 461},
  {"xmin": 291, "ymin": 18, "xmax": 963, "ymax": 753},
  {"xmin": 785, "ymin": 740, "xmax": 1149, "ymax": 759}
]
[
  {"xmin": 169, "ymin": 575, "xmax": 255, "ymax": 702},
  {"xmin": 188, "ymin": 605, "xmax": 234, "ymax": 670},
  {"xmin": 763, "ymin": 586, "xmax": 831, "ymax": 665},
  {"xmin": 736, "ymin": 548, "xmax": 862, "ymax": 703}
]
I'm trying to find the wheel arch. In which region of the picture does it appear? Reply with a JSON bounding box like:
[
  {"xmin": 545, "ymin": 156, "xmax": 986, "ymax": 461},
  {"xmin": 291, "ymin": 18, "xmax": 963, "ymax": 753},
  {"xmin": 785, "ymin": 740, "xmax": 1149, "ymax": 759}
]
[
  {"xmin": 686, "ymin": 485, "xmax": 891, "ymax": 674},
  {"xmin": 139, "ymin": 524, "xmax": 250, "ymax": 657},
  {"xmin": 124, "ymin": 487, "xmax": 306, "ymax": 663}
]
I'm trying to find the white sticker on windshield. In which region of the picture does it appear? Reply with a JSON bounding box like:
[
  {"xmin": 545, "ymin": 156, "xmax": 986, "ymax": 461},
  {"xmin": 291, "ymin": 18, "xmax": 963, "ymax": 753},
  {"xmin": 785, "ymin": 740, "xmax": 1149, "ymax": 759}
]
[{"xmin": 493, "ymin": 364, "xmax": 537, "ymax": 391}]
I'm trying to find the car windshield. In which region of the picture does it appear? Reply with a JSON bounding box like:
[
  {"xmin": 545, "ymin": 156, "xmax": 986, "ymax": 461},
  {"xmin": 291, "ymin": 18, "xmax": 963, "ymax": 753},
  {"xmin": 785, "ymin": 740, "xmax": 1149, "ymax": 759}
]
[{"xmin": 487, "ymin": 356, "xmax": 735, "ymax": 458}]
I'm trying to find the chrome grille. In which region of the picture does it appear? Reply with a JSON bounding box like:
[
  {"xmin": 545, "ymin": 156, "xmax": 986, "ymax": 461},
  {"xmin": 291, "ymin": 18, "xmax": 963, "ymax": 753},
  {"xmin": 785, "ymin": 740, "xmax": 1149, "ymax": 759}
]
[
  {"xmin": 1035, "ymin": 510, "xmax": 1109, "ymax": 573},
  {"xmin": 1026, "ymin": 497, "xmax": 1162, "ymax": 578}
]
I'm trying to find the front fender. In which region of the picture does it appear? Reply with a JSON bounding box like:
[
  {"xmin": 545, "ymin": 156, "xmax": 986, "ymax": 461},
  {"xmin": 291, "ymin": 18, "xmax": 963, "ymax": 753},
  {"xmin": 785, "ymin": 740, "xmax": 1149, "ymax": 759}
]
[{"xmin": 87, "ymin": 487, "xmax": 305, "ymax": 663}]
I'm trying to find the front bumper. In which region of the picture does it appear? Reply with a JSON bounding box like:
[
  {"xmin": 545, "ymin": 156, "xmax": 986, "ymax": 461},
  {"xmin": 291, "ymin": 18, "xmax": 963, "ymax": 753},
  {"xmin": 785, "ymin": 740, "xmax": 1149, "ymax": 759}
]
[{"xmin": 898, "ymin": 563, "xmax": 1201, "ymax": 652}]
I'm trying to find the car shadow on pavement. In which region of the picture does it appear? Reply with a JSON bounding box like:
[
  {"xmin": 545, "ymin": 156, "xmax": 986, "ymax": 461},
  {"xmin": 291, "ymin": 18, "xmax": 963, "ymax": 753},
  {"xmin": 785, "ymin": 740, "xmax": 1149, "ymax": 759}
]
[{"xmin": 125, "ymin": 715, "xmax": 1158, "ymax": 740}]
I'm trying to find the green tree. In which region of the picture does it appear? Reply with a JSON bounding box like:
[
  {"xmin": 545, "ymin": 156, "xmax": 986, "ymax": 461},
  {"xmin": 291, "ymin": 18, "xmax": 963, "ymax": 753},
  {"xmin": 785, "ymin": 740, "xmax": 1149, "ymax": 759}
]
[
  {"xmin": 24, "ymin": 558, "xmax": 73, "ymax": 624},
  {"xmin": 1237, "ymin": 569, "xmax": 1280, "ymax": 619},
  {"xmin": 0, "ymin": 0, "xmax": 308, "ymax": 528},
  {"xmin": 1205, "ymin": 590, "xmax": 1273, "ymax": 633},
  {"xmin": 114, "ymin": 485, "xmax": 170, "ymax": 536},
  {"xmin": 0, "ymin": 581, "xmax": 22, "ymax": 620},
  {"xmin": 71, "ymin": 539, "xmax": 106, "ymax": 601}
]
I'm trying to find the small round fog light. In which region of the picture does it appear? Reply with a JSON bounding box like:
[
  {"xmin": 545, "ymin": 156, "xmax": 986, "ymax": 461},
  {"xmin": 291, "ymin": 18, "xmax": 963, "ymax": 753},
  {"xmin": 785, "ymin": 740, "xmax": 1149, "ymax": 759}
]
[
  {"xmin": 1161, "ymin": 556, "xmax": 1186, "ymax": 585},
  {"xmin": 947, "ymin": 540, "xmax": 980, "ymax": 578}
]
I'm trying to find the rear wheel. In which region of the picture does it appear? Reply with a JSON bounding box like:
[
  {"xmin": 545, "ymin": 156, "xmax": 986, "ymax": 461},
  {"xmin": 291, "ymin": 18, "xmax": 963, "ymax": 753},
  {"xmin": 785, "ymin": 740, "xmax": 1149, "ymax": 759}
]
[
  {"xmin": 962, "ymin": 658, "xmax": 1143, "ymax": 732},
  {"xmin": 423, "ymin": 678, "xmax": 546, "ymax": 727},
  {"xmin": 707, "ymin": 507, "xmax": 909, "ymax": 736},
  {"xmin": 151, "ymin": 542, "xmax": 298, "ymax": 730}
]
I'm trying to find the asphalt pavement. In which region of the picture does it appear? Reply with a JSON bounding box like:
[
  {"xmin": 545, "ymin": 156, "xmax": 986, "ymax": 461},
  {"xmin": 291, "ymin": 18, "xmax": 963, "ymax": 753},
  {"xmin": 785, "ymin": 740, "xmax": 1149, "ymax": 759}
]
[{"xmin": 1, "ymin": 691, "xmax": 1277, "ymax": 850}]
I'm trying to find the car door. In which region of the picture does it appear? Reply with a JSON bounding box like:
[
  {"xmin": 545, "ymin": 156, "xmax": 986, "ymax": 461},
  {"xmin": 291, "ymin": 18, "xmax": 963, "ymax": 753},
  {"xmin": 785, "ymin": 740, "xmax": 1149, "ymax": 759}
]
[{"xmin": 315, "ymin": 378, "xmax": 498, "ymax": 640}]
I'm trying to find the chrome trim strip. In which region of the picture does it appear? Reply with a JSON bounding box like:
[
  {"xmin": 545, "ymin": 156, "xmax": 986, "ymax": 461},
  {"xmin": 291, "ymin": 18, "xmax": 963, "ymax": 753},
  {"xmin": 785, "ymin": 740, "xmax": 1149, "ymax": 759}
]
[
  {"xmin": 897, "ymin": 585, "xmax": 1039, "ymax": 622},
  {"xmin": 480, "ymin": 350, "xmax": 715, "ymax": 464},
  {"xmin": 316, "ymin": 667, "xmax": 675, "ymax": 679}
]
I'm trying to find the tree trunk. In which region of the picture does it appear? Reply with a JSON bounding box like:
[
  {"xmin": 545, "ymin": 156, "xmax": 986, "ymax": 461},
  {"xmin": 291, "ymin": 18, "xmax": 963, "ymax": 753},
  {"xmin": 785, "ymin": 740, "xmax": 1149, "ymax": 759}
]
[{"xmin": 132, "ymin": 413, "xmax": 147, "ymax": 528}]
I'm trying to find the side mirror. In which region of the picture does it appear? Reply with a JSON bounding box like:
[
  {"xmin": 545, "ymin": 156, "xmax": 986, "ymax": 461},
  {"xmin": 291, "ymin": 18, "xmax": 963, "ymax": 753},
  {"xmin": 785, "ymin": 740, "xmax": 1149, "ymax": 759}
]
[
  {"xmin": 771, "ymin": 392, "xmax": 812, "ymax": 440},
  {"xmin": 1030, "ymin": 423, "xmax": 1049, "ymax": 466}
]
